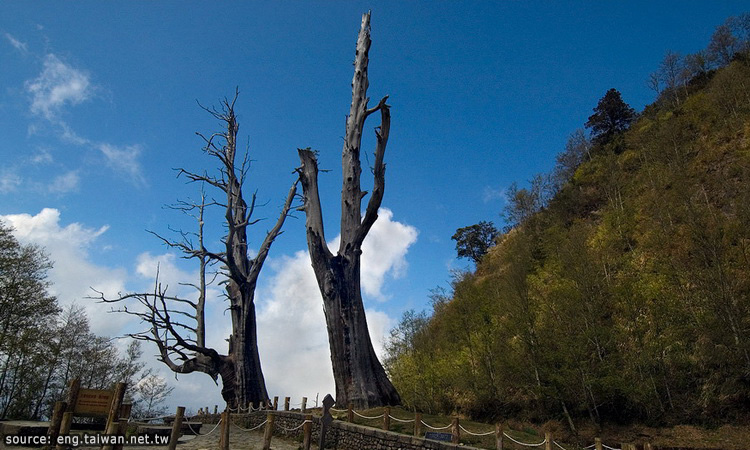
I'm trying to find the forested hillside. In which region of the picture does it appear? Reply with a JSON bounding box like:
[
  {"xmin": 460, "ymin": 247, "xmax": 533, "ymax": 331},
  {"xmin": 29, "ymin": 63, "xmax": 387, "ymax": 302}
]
[{"xmin": 385, "ymin": 15, "xmax": 750, "ymax": 428}]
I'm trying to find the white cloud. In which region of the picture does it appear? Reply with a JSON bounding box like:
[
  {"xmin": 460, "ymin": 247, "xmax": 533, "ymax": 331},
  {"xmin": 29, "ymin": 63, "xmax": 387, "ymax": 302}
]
[
  {"xmin": 134, "ymin": 251, "xmax": 202, "ymax": 298},
  {"xmin": 0, "ymin": 209, "xmax": 228, "ymax": 411},
  {"xmin": 483, "ymin": 185, "xmax": 506, "ymax": 203},
  {"xmin": 31, "ymin": 148, "xmax": 54, "ymax": 164},
  {"xmin": 0, "ymin": 170, "xmax": 22, "ymax": 193},
  {"xmin": 0, "ymin": 208, "xmax": 129, "ymax": 336},
  {"xmin": 26, "ymin": 54, "xmax": 91, "ymax": 120},
  {"xmin": 361, "ymin": 209, "xmax": 418, "ymax": 300},
  {"xmin": 49, "ymin": 170, "xmax": 80, "ymax": 193},
  {"xmin": 21, "ymin": 53, "xmax": 145, "ymax": 185},
  {"xmin": 257, "ymin": 208, "xmax": 416, "ymax": 401},
  {"xmin": 0, "ymin": 207, "xmax": 416, "ymax": 411},
  {"xmin": 4, "ymin": 33, "xmax": 28, "ymax": 53},
  {"xmin": 98, "ymin": 143, "xmax": 146, "ymax": 184}
]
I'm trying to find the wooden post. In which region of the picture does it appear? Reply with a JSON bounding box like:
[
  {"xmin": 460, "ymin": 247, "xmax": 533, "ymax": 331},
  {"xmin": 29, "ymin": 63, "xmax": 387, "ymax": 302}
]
[
  {"xmin": 383, "ymin": 406, "xmax": 391, "ymax": 431},
  {"xmin": 595, "ymin": 437, "xmax": 603, "ymax": 450},
  {"xmin": 214, "ymin": 405, "xmax": 218, "ymax": 415},
  {"xmin": 219, "ymin": 410, "xmax": 229, "ymax": 450},
  {"xmin": 414, "ymin": 412, "xmax": 422, "ymax": 437},
  {"xmin": 284, "ymin": 397, "xmax": 290, "ymax": 411},
  {"xmin": 168, "ymin": 406, "xmax": 185, "ymax": 450},
  {"xmin": 301, "ymin": 396, "xmax": 307, "ymax": 412},
  {"xmin": 65, "ymin": 378, "xmax": 80, "ymax": 412},
  {"xmin": 113, "ymin": 404, "xmax": 132, "ymax": 450},
  {"xmin": 495, "ymin": 423, "xmax": 503, "ymax": 450},
  {"xmin": 55, "ymin": 411, "xmax": 74, "ymax": 450},
  {"xmin": 347, "ymin": 403, "xmax": 354, "ymax": 423},
  {"xmin": 273, "ymin": 396, "xmax": 279, "ymax": 410},
  {"xmin": 102, "ymin": 382, "xmax": 127, "ymax": 450},
  {"xmin": 47, "ymin": 401, "xmax": 66, "ymax": 446},
  {"xmin": 120, "ymin": 403, "xmax": 132, "ymax": 421},
  {"xmin": 451, "ymin": 416, "xmax": 459, "ymax": 444},
  {"xmin": 545, "ymin": 431, "xmax": 553, "ymax": 450},
  {"xmin": 113, "ymin": 420, "xmax": 128, "ymax": 450},
  {"xmin": 262, "ymin": 412, "xmax": 275, "ymax": 450},
  {"xmin": 302, "ymin": 413, "xmax": 313, "ymax": 450}
]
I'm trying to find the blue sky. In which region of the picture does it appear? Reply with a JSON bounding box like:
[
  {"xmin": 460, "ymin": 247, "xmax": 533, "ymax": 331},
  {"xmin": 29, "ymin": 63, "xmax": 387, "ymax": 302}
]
[{"xmin": 1, "ymin": 2, "xmax": 747, "ymax": 412}]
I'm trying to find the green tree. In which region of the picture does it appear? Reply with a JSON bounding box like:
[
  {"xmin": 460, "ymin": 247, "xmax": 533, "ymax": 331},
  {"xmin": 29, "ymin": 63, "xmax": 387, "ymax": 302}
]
[
  {"xmin": 451, "ymin": 221, "xmax": 499, "ymax": 264},
  {"xmin": 0, "ymin": 221, "xmax": 59, "ymax": 419},
  {"xmin": 552, "ymin": 129, "xmax": 591, "ymax": 188},
  {"xmin": 585, "ymin": 88, "xmax": 636, "ymax": 146},
  {"xmin": 503, "ymin": 174, "xmax": 551, "ymax": 230}
]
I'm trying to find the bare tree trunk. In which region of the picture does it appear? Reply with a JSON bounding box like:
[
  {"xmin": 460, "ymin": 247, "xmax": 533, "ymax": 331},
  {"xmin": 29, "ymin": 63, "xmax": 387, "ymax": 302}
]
[
  {"xmin": 98, "ymin": 93, "xmax": 296, "ymax": 410},
  {"xmin": 296, "ymin": 12, "xmax": 400, "ymax": 409},
  {"xmin": 228, "ymin": 282, "xmax": 268, "ymax": 407},
  {"xmin": 305, "ymin": 228, "xmax": 401, "ymax": 408}
]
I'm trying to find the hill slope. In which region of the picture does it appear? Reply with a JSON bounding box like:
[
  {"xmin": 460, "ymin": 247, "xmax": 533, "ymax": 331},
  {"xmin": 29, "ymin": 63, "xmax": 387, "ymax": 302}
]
[{"xmin": 385, "ymin": 56, "xmax": 750, "ymax": 428}]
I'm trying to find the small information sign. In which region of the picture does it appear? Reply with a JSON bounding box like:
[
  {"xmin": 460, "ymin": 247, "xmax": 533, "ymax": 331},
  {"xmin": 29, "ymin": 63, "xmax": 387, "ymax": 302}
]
[
  {"xmin": 74, "ymin": 388, "xmax": 113, "ymax": 416},
  {"xmin": 425, "ymin": 431, "xmax": 453, "ymax": 442}
]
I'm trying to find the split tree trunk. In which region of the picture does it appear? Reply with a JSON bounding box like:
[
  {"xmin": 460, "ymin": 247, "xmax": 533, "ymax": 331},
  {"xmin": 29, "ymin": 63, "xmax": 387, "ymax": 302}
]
[{"xmin": 296, "ymin": 11, "xmax": 401, "ymax": 409}]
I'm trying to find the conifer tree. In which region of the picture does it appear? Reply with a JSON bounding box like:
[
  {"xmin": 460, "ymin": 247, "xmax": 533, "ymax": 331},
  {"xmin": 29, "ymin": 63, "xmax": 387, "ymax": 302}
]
[{"xmin": 585, "ymin": 88, "xmax": 635, "ymax": 145}]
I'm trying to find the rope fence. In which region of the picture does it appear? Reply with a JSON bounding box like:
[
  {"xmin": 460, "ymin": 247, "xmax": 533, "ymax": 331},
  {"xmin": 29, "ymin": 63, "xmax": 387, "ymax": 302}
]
[
  {"xmin": 230, "ymin": 419, "xmax": 268, "ymax": 432},
  {"xmin": 162, "ymin": 398, "xmax": 648, "ymax": 450},
  {"xmin": 352, "ymin": 410, "xmax": 385, "ymax": 420},
  {"xmin": 388, "ymin": 414, "xmax": 415, "ymax": 423},
  {"xmin": 185, "ymin": 421, "xmax": 202, "ymax": 436},
  {"xmin": 503, "ymin": 432, "xmax": 547, "ymax": 447},
  {"xmin": 198, "ymin": 418, "xmax": 223, "ymax": 436},
  {"xmin": 127, "ymin": 413, "xmax": 172, "ymax": 423},
  {"xmin": 275, "ymin": 419, "xmax": 313, "ymax": 432},
  {"xmin": 420, "ymin": 419, "xmax": 453, "ymax": 430},
  {"xmin": 458, "ymin": 424, "xmax": 495, "ymax": 437}
]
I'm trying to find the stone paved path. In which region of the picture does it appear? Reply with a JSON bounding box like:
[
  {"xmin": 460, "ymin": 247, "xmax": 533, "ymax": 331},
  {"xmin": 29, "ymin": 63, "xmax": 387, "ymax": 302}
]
[
  {"xmin": 0, "ymin": 428, "xmax": 312, "ymax": 450},
  {"xmin": 157, "ymin": 428, "xmax": 311, "ymax": 450}
]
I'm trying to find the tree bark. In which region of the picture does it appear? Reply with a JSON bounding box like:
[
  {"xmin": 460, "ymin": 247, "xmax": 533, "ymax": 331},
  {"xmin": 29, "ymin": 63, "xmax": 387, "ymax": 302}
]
[{"xmin": 296, "ymin": 11, "xmax": 400, "ymax": 409}]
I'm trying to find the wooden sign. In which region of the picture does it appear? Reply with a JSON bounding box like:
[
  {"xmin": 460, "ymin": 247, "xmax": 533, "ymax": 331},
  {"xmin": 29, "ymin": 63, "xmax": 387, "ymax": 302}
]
[{"xmin": 74, "ymin": 388, "xmax": 114, "ymax": 416}]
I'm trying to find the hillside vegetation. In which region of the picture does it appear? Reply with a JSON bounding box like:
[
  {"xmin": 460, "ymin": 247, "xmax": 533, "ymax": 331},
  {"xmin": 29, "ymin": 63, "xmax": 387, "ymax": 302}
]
[{"xmin": 385, "ymin": 15, "xmax": 750, "ymax": 429}]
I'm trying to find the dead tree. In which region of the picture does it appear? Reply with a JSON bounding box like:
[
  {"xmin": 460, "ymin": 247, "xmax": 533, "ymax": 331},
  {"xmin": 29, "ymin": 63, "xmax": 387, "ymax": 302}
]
[
  {"xmin": 97, "ymin": 94, "xmax": 297, "ymax": 409},
  {"xmin": 296, "ymin": 12, "xmax": 401, "ymax": 408}
]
